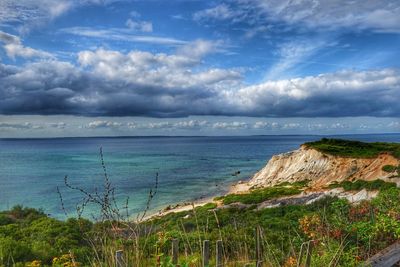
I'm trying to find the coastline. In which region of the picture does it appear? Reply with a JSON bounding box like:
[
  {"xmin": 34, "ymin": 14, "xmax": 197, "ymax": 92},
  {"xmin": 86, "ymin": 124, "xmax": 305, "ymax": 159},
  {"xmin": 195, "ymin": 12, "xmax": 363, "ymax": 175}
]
[{"xmin": 145, "ymin": 179, "xmax": 252, "ymax": 220}]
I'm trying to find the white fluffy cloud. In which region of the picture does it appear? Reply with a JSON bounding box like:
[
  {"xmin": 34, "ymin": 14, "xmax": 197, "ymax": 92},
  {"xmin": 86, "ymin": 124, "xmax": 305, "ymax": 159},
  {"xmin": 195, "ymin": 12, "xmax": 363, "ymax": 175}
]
[
  {"xmin": 77, "ymin": 47, "xmax": 241, "ymax": 90},
  {"xmin": 0, "ymin": 31, "xmax": 53, "ymax": 59},
  {"xmin": 223, "ymin": 68, "xmax": 400, "ymax": 117}
]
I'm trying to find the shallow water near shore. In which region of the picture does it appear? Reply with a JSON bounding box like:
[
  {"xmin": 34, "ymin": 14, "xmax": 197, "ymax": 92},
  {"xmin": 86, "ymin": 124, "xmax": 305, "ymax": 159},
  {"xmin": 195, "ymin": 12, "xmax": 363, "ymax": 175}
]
[{"xmin": 1, "ymin": 134, "xmax": 399, "ymax": 219}]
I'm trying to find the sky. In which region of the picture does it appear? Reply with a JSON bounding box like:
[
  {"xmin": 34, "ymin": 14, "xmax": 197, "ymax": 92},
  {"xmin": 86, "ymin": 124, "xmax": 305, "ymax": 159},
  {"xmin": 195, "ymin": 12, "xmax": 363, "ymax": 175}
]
[{"xmin": 0, "ymin": 0, "xmax": 399, "ymax": 137}]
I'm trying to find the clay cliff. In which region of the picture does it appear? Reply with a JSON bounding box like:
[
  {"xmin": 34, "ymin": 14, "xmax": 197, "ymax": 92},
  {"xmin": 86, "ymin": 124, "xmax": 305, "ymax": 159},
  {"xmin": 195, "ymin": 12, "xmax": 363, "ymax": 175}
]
[{"xmin": 249, "ymin": 145, "xmax": 400, "ymax": 189}]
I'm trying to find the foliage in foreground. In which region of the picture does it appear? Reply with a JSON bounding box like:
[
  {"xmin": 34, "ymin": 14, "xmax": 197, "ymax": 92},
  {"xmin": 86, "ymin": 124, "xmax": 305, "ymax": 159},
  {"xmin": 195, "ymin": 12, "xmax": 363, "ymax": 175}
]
[
  {"xmin": 305, "ymin": 138, "xmax": 400, "ymax": 159},
  {"xmin": 2, "ymin": 186, "xmax": 400, "ymax": 266}
]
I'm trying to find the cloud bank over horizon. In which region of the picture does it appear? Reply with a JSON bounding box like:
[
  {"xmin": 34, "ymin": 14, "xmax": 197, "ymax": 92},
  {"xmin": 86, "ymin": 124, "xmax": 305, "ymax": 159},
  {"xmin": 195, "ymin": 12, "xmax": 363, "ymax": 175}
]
[
  {"xmin": 0, "ymin": 0, "xmax": 399, "ymax": 136},
  {"xmin": 0, "ymin": 54, "xmax": 399, "ymax": 118}
]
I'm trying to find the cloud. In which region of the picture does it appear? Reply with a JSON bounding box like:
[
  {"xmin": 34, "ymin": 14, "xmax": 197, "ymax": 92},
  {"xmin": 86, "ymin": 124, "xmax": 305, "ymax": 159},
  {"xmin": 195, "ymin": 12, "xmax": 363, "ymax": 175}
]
[
  {"xmin": 0, "ymin": 0, "xmax": 122, "ymax": 33},
  {"xmin": 0, "ymin": 31, "xmax": 53, "ymax": 59},
  {"xmin": 60, "ymin": 27, "xmax": 187, "ymax": 46},
  {"xmin": 253, "ymin": 121, "xmax": 279, "ymax": 129},
  {"xmin": 388, "ymin": 121, "xmax": 400, "ymax": 129},
  {"xmin": 0, "ymin": 0, "xmax": 73, "ymax": 32},
  {"xmin": 0, "ymin": 122, "xmax": 43, "ymax": 130},
  {"xmin": 130, "ymin": 120, "xmax": 210, "ymax": 130},
  {"xmin": 193, "ymin": 4, "xmax": 236, "ymax": 22},
  {"xmin": 212, "ymin": 122, "xmax": 249, "ymax": 129},
  {"xmin": 194, "ymin": 0, "xmax": 400, "ymax": 33},
  {"xmin": 84, "ymin": 120, "xmax": 210, "ymax": 130},
  {"xmin": 265, "ymin": 38, "xmax": 332, "ymax": 80},
  {"xmin": 172, "ymin": 120, "xmax": 209, "ymax": 129},
  {"xmin": 256, "ymin": 0, "xmax": 400, "ymax": 33},
  {"xmin": 87, "ymin": 120, "xmax": 123, "ymax": 129},
  {"xmin": 0, "ymin": 44, "xmax": 398, "ymax": 118},
  {"xmin": 225, "ymin": 68, "xmax": 400, "ymax": 117},
  {"xmin": 126, "ymin": 19, "xmax": 153, "ymax": 33},
  {"xmin": 0, "ymin": 31, "xmax": 19, "ymax": 44},
  {"xmin": 48, "ymin": 122, "xmax": 67, "ymax": 129},
  {"xmin": 0, "ymin": 46, "xmax": 241, "ymax": 117},
  {"xmin": 177, "ymin": 39, "xmax": 223, "ymax": 59}
]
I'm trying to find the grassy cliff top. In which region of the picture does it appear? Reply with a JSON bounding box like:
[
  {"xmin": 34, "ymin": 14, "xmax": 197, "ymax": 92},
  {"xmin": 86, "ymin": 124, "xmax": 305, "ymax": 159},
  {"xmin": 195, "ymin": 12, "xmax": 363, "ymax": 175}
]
[{"xmin": 304, "ymin": 138, "xmax": 400, "ymax": 159}]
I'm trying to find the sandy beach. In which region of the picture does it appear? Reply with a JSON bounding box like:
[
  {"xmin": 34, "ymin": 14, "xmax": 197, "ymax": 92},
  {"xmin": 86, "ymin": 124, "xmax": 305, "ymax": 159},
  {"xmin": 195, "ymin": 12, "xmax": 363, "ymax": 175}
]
[{"xmin": 145, "ymin": 179, "xmax": 252, "ymax": 220}]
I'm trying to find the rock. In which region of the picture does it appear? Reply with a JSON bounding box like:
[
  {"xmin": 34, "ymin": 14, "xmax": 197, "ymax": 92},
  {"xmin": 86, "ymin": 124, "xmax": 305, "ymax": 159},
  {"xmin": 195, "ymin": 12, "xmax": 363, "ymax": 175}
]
[{"xmin": 249, "ymin": 145, "xmax": 399, "ymax": 189}]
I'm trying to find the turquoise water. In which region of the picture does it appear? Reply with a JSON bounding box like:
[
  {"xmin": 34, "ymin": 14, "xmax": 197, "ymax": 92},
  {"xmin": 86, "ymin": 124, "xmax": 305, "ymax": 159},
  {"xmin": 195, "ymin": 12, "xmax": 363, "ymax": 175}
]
[{"xmin": 0, "ymin": 134, "xmax": 399, "ymax": 219}]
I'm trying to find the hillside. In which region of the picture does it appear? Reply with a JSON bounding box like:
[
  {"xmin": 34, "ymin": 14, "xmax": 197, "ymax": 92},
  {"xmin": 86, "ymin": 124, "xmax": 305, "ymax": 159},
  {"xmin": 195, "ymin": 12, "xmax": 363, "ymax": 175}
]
[{"xmin": 248, "ymin": 138, "xmax": 400, "ymax": 189}]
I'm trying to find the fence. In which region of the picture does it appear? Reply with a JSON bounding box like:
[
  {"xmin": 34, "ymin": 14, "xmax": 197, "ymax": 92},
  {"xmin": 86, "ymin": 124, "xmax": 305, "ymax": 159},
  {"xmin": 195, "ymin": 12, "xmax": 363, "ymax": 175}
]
[{"xmin": 113, "ymin": 227, "xmax": 314, "ymax": 267}]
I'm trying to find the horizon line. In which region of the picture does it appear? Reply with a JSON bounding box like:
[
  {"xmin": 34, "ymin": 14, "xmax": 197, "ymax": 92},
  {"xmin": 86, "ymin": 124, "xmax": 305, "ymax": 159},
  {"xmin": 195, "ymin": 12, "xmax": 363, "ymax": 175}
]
[{"xmin": 1, "ymin": 132, "xmax": 400, "ymax": 140}]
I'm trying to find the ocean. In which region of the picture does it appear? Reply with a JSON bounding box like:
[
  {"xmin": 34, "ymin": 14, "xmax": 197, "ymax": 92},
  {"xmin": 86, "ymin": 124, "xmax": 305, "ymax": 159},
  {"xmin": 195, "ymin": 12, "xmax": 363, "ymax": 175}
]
[{"xmin": 1, "ymin": 134, "xmax": 399, "ymax": 219}]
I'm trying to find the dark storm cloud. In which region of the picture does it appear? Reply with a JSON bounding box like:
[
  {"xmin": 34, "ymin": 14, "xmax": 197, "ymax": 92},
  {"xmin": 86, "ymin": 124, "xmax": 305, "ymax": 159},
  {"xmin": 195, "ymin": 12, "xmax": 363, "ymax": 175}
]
[{"xmin": 0, "ymin": 48, "xmax": 399, "ymax": 118}]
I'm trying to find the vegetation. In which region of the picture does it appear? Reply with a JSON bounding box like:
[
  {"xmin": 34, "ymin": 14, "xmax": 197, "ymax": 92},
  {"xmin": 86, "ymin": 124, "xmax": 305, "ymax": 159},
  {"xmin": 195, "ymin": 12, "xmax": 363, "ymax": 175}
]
[
  {"xmin": 214, "ymin": 181, "xmax": 307, "ymax": 205},
  {"xmin": 382, "ymin": 164, "xmax": 398, "ymax": 173},
  {"xmin": 305, "ymin": 138, "xmax": 400, "ymax": 159},
  {"xmin": 382, "ymin": 164, "xmax": 400, "ymax": 178},
  {"xmin": 0, "ymin": 206, "xmax": 93, "ymax": 266},
  {"xmin": 3, "ymin": 187, "xmax": 400, "ymax": 266},
  {"xmin": 328, "ymin": 179, "xmax": 396, "ymax": 191}
]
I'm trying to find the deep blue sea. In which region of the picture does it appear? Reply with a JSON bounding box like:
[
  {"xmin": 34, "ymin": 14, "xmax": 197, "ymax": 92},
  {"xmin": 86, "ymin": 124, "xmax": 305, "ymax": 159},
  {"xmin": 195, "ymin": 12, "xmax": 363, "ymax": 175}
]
[{"xmin": 1, "ymin": 134, "xmax": 399, "ymax": 219}]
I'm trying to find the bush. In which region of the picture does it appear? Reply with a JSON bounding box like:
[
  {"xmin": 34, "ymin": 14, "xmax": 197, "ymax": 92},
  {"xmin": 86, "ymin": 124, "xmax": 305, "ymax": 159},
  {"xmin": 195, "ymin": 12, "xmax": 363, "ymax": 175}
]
[
  {"xmin": 382, "ymin": 165, "xmax": 398, "ymax": 173},
  {"xmin": 305, "ymin": 138, "xmax": 400, "ymax": 159},
  {"xmin": 328, "ymin": 179, "xmax": 396, "ymax": 191}
]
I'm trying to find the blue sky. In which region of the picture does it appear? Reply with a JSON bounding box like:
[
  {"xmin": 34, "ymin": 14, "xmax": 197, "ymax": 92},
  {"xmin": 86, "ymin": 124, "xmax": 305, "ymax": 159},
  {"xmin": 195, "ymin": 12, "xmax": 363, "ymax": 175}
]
[{"xmin": 0, "ymin": 0, "xmax": 399, "ymax": 137}]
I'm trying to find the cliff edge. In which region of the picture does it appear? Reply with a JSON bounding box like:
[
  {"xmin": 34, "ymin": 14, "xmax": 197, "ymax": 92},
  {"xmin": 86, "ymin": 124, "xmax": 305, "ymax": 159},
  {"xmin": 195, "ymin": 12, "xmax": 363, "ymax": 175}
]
[{"xmin": 249, "ymin": 139, "xmax": 400, "ymax": 189}]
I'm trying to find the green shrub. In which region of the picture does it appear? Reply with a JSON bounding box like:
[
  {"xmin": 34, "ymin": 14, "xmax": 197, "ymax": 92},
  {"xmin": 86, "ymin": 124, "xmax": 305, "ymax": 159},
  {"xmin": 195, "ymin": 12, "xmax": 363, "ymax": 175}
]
[
  {"xmin": 217, "ymin": 180, "xmax": 311, "ymax": 205},
  {"xmin": 305, "ymin": 138, "xmax": 400, "ymax": 159},
  {"xmin": 328, "ymin": 179, "xmax": 396, "ymax": 191},
  {"xmin": 382, "ymin": 165, "xmax": 398, "ymax": 172}
]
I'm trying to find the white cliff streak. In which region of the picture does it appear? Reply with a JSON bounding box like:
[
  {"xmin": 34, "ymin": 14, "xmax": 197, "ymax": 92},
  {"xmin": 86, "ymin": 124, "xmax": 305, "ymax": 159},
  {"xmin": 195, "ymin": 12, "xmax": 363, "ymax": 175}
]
[{"xmin": 249, "ymin": 145, "xmax": 400, "ymax": 188}]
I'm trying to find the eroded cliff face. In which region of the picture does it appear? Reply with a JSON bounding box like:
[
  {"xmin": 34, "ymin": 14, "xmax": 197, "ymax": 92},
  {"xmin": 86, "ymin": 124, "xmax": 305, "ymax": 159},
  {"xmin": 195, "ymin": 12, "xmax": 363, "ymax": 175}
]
[{"xmin": 249, "ymin": 145, "xmax": 400, "ymax": 189}]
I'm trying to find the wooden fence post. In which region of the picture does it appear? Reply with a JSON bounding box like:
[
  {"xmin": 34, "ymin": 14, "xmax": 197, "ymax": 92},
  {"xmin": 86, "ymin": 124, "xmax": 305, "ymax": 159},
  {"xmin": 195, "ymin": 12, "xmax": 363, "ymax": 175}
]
[
  {"xmin": 203, "ymin": 240, "xmax": 210, "ymax": 267},
  {"xmin": 305, "ymin": 241, "xmax": 313, "ymax": 267},
  {"xmin": 255, "ymin": 226, "xmax": 262, "ymax": 266},
  {"xmin": 172, "ymin": 238, "xmax": 179, "ymax": 265},
  {"xmin": 364, "ymin": 241, "xmax": 400, "ymax": 267},
  {"xmin": 115, "ymin": 250, "xmax": 123, "ymax": 267},
  {"xmin": 216, "ymin": 240, "xmax": 223, "ymax": 267},
  {"xmin": 296, "ymin": 242, "xmax": 306, "ymax": 267}
]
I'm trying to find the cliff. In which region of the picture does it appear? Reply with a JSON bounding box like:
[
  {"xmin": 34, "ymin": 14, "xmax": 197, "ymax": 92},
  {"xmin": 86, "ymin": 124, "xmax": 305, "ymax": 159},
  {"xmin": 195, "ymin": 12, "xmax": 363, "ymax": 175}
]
[{"xmin": 249, "ymin": 143, "xmax": 400, "ymax": 189}]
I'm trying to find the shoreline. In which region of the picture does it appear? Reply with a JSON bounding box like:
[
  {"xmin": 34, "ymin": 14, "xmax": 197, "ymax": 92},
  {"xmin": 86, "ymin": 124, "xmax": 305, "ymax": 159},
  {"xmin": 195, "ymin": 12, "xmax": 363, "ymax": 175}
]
[{"xmin": 145, "ymin": 179, "xmax": 253, "ymax": 220}]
